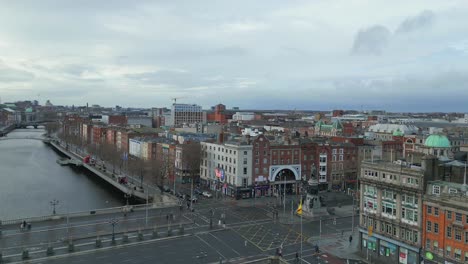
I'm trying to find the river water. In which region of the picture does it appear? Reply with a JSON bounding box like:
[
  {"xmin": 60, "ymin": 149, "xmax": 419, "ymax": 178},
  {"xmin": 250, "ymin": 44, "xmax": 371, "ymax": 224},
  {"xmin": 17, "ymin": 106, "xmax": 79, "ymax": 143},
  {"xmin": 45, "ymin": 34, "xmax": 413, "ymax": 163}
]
[{"xmin": 0, "ymin": 129, "xmax": 123, "ymax": 220}]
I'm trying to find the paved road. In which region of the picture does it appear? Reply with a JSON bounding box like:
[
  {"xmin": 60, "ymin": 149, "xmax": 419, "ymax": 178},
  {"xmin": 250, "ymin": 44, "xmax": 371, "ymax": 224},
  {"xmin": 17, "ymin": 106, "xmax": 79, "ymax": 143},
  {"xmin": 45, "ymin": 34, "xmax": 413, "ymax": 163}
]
[{"xmin": 1, "ymin": 192, "xmax": 358, "ymax": 263}]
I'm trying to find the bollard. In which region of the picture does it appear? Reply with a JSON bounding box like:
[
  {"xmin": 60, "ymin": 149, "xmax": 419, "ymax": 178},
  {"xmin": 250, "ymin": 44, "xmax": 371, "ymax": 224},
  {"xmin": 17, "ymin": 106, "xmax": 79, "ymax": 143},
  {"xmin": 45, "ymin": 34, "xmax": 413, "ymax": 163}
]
[
  {"xmin": 68, "ymin": 242, "xmax": 75, "ymax": 252},
  {"xmin": 122, "ymin": 234, "xmax": 129, "ymax": 243},
  {"xmin": 46, "ymin": 246, "xmax": 54, "ymax": 256},
  {"xmin": 95, "ymin": 237, "xmax": 102, "ymax": 248},
  {"xmin": 22, "ymin": 249, "xmax": 29, "ymax": 260}
]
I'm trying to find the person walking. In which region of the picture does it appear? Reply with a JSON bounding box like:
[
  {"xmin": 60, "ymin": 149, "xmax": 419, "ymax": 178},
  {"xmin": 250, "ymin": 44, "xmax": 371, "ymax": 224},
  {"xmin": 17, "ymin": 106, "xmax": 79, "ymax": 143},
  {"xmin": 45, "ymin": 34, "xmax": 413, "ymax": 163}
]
[{"xmin": 349, "ymin": 235, "xmax": 353, "ymax": 244}]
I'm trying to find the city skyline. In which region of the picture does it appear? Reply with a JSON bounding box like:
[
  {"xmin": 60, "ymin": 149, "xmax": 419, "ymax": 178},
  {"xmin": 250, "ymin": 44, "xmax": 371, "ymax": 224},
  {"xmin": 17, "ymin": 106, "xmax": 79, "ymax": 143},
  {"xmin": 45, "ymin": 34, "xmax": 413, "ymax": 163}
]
[{"xmin": 1, "ymin": 1, "xmax": 468, "ymax": 111}]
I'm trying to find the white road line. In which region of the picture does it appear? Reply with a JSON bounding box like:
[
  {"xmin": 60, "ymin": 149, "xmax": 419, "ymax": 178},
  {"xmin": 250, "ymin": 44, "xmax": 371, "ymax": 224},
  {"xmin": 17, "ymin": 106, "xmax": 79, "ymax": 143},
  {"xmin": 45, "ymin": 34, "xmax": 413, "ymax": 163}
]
[
  {"xmin": 195, "ymin": 234, "xmax": 227, "ymax": 260},
  {"xmin": 208, "ymin": 232, "xmax": 241, "ymax": 256}
]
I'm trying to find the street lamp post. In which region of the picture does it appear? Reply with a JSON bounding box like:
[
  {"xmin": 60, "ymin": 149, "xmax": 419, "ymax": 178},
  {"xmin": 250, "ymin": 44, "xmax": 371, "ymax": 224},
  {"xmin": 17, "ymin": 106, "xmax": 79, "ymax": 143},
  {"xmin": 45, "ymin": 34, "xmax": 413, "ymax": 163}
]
[
  {"xmin": 50, "ymin": 199, "xmax": 59, "ymax": 215},
  {"xmin": 108, "ymin": 218, "xmax": 119, "ymax": 244}
]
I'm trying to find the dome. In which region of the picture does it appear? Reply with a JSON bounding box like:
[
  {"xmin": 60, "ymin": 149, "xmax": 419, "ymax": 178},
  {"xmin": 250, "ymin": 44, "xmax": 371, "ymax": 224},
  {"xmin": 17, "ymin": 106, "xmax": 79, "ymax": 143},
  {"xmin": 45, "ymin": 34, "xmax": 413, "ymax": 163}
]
[
  {"xmin": 424, "ymin": 134, "xmax": 451, "ymax": 148},
  {"xmin": 392, "ymin": 128, "xmax": 404, "ymax": 136}
]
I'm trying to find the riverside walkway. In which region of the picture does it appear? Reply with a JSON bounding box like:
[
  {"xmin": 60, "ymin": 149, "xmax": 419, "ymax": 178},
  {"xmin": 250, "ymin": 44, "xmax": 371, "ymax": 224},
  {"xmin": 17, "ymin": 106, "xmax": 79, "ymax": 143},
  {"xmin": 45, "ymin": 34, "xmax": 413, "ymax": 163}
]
[{"xmin": 48, "ymin": 140, "xmax": 151, "ymax": 201}]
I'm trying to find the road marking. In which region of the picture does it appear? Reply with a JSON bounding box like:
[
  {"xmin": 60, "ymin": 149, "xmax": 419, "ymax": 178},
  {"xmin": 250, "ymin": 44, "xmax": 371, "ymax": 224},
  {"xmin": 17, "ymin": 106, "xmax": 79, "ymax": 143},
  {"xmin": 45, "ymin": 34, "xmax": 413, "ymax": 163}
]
[
  {"xmin": 195, "ymin": 234, "xmax": 226, "ymax": 260},
  {"xmin": 209, "ymin": 233, "xmax": 241, "ymax": 256}
]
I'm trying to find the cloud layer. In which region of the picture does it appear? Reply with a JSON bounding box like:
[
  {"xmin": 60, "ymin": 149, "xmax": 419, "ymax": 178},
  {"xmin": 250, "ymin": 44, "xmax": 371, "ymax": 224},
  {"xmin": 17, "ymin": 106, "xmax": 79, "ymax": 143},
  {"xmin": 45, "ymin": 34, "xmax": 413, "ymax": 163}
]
[{"xmin": 0, "ymin": 1, "xmax": 467, "ymax": 112}]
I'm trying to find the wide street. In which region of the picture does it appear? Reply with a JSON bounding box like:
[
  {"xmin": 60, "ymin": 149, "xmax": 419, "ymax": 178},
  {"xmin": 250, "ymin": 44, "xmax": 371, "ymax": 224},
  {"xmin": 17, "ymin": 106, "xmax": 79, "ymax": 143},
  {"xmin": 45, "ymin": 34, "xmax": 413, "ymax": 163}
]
[{"xmin": 1, "ymin": 191, "xmax": 359, "ymax": 264}]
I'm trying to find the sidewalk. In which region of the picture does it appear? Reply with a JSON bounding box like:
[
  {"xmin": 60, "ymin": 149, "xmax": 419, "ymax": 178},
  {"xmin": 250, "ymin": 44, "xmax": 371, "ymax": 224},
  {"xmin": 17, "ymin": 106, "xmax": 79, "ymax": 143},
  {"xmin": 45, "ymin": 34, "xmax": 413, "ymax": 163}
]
[{"xmin": 308, "ymin": 230, "xmax": 366, "ymax": 263}]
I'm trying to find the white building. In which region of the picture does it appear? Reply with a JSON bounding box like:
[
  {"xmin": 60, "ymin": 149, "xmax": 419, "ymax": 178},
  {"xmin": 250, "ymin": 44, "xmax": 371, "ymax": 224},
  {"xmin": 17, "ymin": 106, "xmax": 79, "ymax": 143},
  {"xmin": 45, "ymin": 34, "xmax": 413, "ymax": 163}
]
[
  {"xmin": 129, "ymin": 138, "xmax": 143, "ymax": 158},
  {"xmin": 233, "ymin": 112, "xmax": 255, "ymax": 121},
  {"xmin": 200, "ymin": 141, "xmax": 253, "ymax": 197},
  {"xmin": 170, "ymin": 104, "xmax": 205, "ymax": 127}
]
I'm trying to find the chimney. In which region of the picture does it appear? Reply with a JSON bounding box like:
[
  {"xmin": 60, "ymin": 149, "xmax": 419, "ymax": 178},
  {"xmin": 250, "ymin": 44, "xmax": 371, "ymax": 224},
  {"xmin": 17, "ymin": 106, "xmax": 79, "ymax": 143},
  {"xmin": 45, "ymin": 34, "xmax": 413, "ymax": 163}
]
[{"xmin": 218, "ymin": 132, "xmax": 224, "ymax": 144}]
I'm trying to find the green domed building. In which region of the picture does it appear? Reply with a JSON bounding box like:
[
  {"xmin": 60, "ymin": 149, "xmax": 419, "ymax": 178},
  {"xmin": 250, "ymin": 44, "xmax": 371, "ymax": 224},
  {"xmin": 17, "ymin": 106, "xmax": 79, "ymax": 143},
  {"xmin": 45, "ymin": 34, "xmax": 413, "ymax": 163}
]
[{"xmin": 423, "ymin": 134, "xmax": 451, "ymax": 157}]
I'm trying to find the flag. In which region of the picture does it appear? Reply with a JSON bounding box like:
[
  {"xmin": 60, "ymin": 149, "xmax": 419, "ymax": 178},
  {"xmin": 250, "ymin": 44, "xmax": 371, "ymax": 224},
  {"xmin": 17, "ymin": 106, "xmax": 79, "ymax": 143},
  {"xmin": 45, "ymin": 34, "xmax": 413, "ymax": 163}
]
[{"xmin": 296, "ymin": 200, "xmax": 303, "ymax": 215}]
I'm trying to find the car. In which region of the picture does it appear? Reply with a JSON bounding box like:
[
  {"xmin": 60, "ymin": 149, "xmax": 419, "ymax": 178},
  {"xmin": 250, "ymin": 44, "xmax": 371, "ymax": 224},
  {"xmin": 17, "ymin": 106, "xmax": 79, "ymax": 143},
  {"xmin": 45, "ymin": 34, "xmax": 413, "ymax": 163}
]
[
  {"xmin": 163, "ymin": 185, "xmax": 171, "ymax": 192},
  {"xmin": 202, "ymin": 191, "xmax": 213, "ymax": 198}
]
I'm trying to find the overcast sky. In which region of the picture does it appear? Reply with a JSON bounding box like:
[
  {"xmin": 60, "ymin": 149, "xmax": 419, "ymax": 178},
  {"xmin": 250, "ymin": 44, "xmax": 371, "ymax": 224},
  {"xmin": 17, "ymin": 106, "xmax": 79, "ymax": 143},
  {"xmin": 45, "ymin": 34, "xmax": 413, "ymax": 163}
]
[{"xmin": 0, "ymin": 0, "xmax": 467, "ymax": 111}]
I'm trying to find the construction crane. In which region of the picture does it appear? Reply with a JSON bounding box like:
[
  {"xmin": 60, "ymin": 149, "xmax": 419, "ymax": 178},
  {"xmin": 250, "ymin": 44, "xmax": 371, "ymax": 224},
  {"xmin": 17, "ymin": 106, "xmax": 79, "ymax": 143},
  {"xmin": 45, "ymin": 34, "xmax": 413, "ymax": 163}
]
[{"xmin": 171, "ymin": 97, "xmax": 186, "ymax": 104}]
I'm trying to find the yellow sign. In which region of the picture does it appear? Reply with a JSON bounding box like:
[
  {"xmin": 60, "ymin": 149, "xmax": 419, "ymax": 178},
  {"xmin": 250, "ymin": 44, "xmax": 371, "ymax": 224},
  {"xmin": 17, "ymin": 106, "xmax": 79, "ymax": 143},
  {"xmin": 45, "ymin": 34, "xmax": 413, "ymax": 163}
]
[
  {"xmin": 296, "ymin": 200, "xmax": 303, "ymax": 216},
  {"xmin": 368, "ymin": 226, "xmax": 373, "ymax": 236}
]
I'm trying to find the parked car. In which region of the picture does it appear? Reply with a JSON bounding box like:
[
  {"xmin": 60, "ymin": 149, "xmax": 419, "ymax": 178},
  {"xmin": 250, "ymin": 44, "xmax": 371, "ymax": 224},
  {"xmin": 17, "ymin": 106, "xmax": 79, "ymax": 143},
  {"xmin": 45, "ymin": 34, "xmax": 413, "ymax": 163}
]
[{"xmin": 202, "ymin": 191, "xmax": 213, "ymax": 198}]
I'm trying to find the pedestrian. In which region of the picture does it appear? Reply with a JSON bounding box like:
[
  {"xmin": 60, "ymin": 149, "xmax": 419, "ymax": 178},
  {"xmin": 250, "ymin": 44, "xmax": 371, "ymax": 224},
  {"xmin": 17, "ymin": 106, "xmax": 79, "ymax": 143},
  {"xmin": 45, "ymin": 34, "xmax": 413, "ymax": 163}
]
[
  {"xmin": 349, "ymin": 235, "xmax": 353, "ymax": 244},
  {"xmin": 295, "ymin": 251, "xmax": 299, "ymax": 263}
]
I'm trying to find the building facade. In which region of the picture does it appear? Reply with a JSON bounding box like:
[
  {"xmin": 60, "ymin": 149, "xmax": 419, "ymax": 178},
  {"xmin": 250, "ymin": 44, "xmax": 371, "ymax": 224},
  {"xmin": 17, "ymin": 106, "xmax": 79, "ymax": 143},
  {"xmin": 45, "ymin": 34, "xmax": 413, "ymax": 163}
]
[
  {"xmin": 200, "ymin": 141, "xmax": 253, "ymax": 198},
  {"xmin": 170, "ymin": 103, "xmax": 204, "ymax": 127},
  {"xmin": 422, "ymin": 181, "xmax": 468, "ymax": 264},
  {"xmin": 359, "ymin": 159, "xmax": 428, "ymax": 264}
]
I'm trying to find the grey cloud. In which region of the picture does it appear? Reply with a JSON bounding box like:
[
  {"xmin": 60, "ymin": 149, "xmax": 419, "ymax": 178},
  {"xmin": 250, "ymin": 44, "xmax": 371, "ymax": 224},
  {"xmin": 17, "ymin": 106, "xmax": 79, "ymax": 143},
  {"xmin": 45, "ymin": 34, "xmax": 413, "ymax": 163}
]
[
  {"xmin": 351, "ymin": 25, "xmax": 391, "ymax": 55},
  {"xmin": 396, "ymin": 10, "xmax": 435, "ymax": 34}
]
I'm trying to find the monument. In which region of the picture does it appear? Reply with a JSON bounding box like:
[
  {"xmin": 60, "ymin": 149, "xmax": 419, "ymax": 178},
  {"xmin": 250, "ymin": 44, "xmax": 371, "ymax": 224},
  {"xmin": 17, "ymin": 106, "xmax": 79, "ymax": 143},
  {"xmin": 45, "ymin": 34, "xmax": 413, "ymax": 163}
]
[{"xmin": 302, "ymin": 164, "xmax": 328, "ymax": 217}]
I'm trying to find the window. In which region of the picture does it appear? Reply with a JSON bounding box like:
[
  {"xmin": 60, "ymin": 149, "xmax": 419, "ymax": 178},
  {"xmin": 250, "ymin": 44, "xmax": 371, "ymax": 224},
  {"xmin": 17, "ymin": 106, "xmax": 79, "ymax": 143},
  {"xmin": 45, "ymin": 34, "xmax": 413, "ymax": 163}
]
[
  {"xmin": 255, "ymin": 158, "xmax": 259, "ymax": 164},
  {"xmin": 455, "ymin": 229, "xmax": 462, "ymax": 241},
  {"xmin": 339, "ymin": 155, "xmax": 343, "ymax": 161},
  {"xmin": 382, "ymin": 201, "xmax": 396, "ymax": 216},
  {"xmin": 332, "ymin": 155, "xmax": 337, "ymax": 161},
  {"xmin": 447, "ymin": 226, "xmax": 452, "ymax": 238},
  {"xmin": 447, "ymin": 211, "xmax": 452, "ymax": 219},
  {"xmin": 446, "ymin": 246, "xmax": 451, "ymax": 258},
  {"xmin": 242, "ymin": 178, "xmax": 247, "ymax": 188},
  {"xmin": 427, "ymin": 221, "xmax": 432, "ymax": 232},
  {"xmin": 465, "ymin": 231, "xmax": 468, "ymax": 244},
  {"xmin": 432, "ymin": 185, "xmax": 440, "ymax": 195},
  {"xmin": 455, "ymin": 212, "xmax": 462, "ymax": 222},
  {"xmin": 433, "ymin": 241, "xmax": 438, "ymax": 251},
  {"xmin": 339, "ymin": 148, "xmax": 344, "ymax": 154},
  {"xmin": 427, "ymin": 206, "xmax": 432, "ymax": 214},
  {"xmin": 434, "ymin": 207, "xmax": 439, "ymax": 216},
  {"xmin": 465, "ymin": 252, "xmax": 468, "ymax": 262},
  {"xmin": 263, "ymin": 158, "xmax": 267, "ymax": 164},
  {"xmin": 454, "ymin": 248, "xmax": 461, "ymax": 260},
  {"xmin": 243, "ymin": 168, "xmax": 247, "ymax": 175},
  {"xmin": 244, "ymin": 151, "xmax": 247, "ymax": 155},
  {"xmin": 402, "ymin": 207, "xmax": 418, "ymax": 222},
  {"xmin": 243, "ymin": 158, "xmax": 247, "ymax": 165},
  {"xmin": 434, "ymin": 223, "xmax": 439, "ymax": 233},
  {"xmin": 255, "ymin": 168, "xmax": 259, "ymax": 174}
]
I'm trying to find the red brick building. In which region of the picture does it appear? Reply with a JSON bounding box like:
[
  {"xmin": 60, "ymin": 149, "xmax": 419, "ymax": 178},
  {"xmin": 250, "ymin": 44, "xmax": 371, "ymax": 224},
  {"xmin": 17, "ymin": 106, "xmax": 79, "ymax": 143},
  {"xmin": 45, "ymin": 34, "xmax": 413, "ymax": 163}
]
[
  {"xmin": 206, "ymin": 104, "xmax": 232, "ymax": 124},
  {"xmin": 92, "ymin": 125, "xmax": 107, "ymax": 145},
  {"xmin": 422, "ymin": 181, "xmax": 468, "ymax": 263},
  {"xmin": 108, "ymin": 115, "xmax": 127, "ymax": 125}
]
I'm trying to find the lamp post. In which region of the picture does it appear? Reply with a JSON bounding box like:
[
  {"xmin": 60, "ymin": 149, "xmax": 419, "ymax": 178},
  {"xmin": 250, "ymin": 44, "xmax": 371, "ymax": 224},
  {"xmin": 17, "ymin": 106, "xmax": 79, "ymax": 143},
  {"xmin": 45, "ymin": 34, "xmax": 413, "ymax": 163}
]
[
  {"xmin": 108, "ymin": 218, "xmax": 119, "ymax": 244},
  {"xmin": 50, "ymin": 199, "xmax": 59, "ymax": 215}
]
